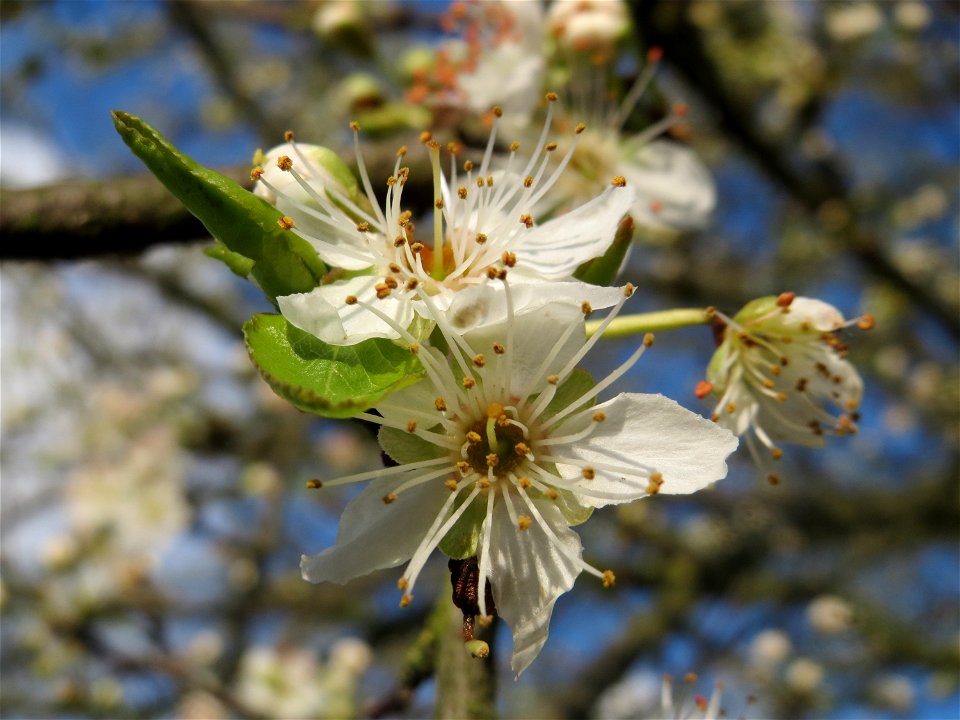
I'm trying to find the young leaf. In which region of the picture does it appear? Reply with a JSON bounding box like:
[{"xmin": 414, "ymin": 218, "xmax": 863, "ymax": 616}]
[
  {"xmin": 111, "ymin": 110, "xmax": 326, "ymax": 303},
  {"xmin": 244, "ymin": 313, "xmax": 425, "ymax": 418}
]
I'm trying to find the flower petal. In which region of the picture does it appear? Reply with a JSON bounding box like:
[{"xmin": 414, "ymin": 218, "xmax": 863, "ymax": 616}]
[
  {"xmin": 487, "ymin": 496, "xmax": 582, "ymax": 676},
  {"xmin": 621, "ymin": 139, "xmax": 716, "ymax": 233},
  {"xmin": 278, "ymin": 276, "xmax": 414, "ymax": 345},
  {"xmin": 554, "ymin": 393, "xmax": 738, "ymax": 506},
  {"xmin": 301, "ymin": 476, "xmax": 450, "ymax": 584},
  {"xmin": 514, "ymin": 185, "xmax": 636, "ymax": 279}
]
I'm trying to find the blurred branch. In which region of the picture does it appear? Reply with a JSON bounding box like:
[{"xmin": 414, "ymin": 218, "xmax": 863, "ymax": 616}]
[
  {"xmin": 628, "ymin": 0, "xmax": 960, "ymax": 340},
  {"xmin": 434, "ymin": 593, "xmax": 497, "ymax": 720},
  {"xmin": 0, "ymin": 140, "xmax": 431, "ymax": 260}
]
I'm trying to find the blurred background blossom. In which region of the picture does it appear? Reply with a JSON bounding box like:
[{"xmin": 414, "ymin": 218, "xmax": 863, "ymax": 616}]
[{"xmin": 1, "ymin": 1, "xmax": 957, "ymax": 718}]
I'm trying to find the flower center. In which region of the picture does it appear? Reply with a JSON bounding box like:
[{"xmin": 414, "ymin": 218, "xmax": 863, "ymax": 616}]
[{"xmin": 464, "ymin": 415, "xmax": 528, "ymax": 478}]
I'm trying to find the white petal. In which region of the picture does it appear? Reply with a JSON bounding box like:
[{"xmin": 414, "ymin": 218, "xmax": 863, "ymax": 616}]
[
  {"xmin": 487, "ymin": 497, "xmax": 582, "ymax": 676},
  {"xmin": 781, "ymin": 297, "xmax": 846, "ymax": 332},
  {"xmin": 301, "ymin": 477, "xmax": 450, "ymax": 584},
  {"xmin": 446, "ymin": 279, "xmax": 623, "ymax": 334},
  {"xmin": 554, "ymin": 393, "xmax": 738, "ymax": 506},
  {"xmin": 278, "ymin": 276, "xmax": 414, "ymax": 345},
  {"xmin": 514, "ymin": 185, "xmax": 636, "ymax": 279},
  {"xmin": 621, "ymin": 140, "xmax": 716, "ymax": 233}
]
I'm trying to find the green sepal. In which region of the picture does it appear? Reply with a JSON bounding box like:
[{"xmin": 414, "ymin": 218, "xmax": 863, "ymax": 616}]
[
  {"xmin": 543, "ymin": 368, "xmax": 596, "ymax": 419},
  {"xmin": 553, "ymin": 488, "xmax": 594, "ymax": 526},
  {"xmin": 379, "ymin": 425, "xmax": 445, "ymax": 465},
  {"xmin": 439, "ymin": 492, "xmax": 485, "ymax": 559},
  {"xmin": 573, "ymin": 214, "xmax": 635, "ymax": 286},
  {"xmin": 112, "ymin": 111, "xmax": 327, "ymax": 303},
  {"xmin": 204, "ymin": 242, "xmax": 255, "ymax": 278},
  {"xmin": 243, "ymin": 313, "xmax": 425, "ymax": 418}
]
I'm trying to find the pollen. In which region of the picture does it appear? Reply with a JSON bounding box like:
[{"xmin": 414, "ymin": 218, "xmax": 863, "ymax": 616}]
[
  {"xmin": 519, "ymin": 476, "xmax": 532, "ymax": 489},
  {"xmin": 547, "ymin": 374, "xmax": 560, "ymax": 385},
  {"xmin": 435, "ymin": 397, "xmax": 447, "ymax": 412},
  {"xmin": 593, "ymin": 411, "xmax": 607, "ymax": 422},
  {"xmin": 277, "ymin": 216, "xmax": 295, "ymax": 230},
  {"xmin": 575, "ymin": 122, "xmax": 586, "ymax": 134},
  {"xmin": 382, "ymin": 492, "xmax": 398, "ymax": 504},
  {"xmin": 623, "ymin": 283, "xmax": 635, "ymax": 297},
  {"xmin": 581, "ymin": 301, "xmax": 593, "ymax": 315},
  {"xmin": 502, "ymin": 251, "xmax": 517, "ymax": 267},
  {"xmin": 486, "ymin": 454, "xmax": 499, "ymax": 468},
  {"xmin": 476, "ymin": 233, "xmax": 488, "ymax": 244},
  {"xmin": 492, "ymin": 342, "xmax": 505, "ymax": 355},
  {"xmin": 545, "ymin": 142, "xmax": 558, "ymax": 152},
  {"xmin": 643, "ymin": 333, "xmax": 655, "ymax": 347},
  {"xmin": 517, "ymin": 515, "xmax": 532, "ymax": 530},
  {"xmin": 406, "ymin": 420, "xmax": 417, "ymax": 433},
  {"xmin": 463, "ymin": 377, "xmax": 476, "ymax": 389},
  {"xmin": 456, "ymin": 460, "xmax": 471, "ymax": 474},
  {"xmin": 305, "ymin": 479, "xmax": 323, "ymax": 489},
  {"xmin": 515, "ymin": 442, "xmax": 530, "ymax": 456},
  {"xmin": 399, "ymin": 593, "xmax": 412, "ymax": 607},
  {"xmin": 472, "ymin": 354, "xmax": 486, "ymax": 368},
  {"xmin": 611, "ymin": 175, "xmax": 627, "ymax": 187},
  {"xmin": 545, "ymin": 91, "xmax": 559, "ymax": 102},
  {"xmin": 647, "ymin": 471, "xmax": 664, "ymax": 494},
  {"xmin": 519, "ymin": 213, "xmax": 534, "ymax": 228},
  {"xmin": 345, "ymin": 295, "xmax": 358, "ymax": 305},
  {"xmin": 249, "ymin": 166, "xmax": 264, "ymax": 180},
  {"xmin": 466, "ymin": 431, "xmax": 482, "ymax": 444},
  {"xmin": 582, "ymin": 467, "xmax": 596, "ymax": 480},
  {"xmin": 276, "ymin": 155, "xmax": 293, "ymax": 171},
  {"xmin": 458, "ymin": 187, "xmax": 468, "ymax": 199},
  {"xmin": 857, "ymin": 314, "xmax": 876, "ymax": 331},
  {"xmin": 375, "ymin": 283, "xmax": 391, "ymax": 299},
  {"xmin": 602, "ymin": 570, "xmax": 616, "ymax": 588},
  {"xmin": 445, "ymin": 479, "xmax": 459, "ymax": 491}
]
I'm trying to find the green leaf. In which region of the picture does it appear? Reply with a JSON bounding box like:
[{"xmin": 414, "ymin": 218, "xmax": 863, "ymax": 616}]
[
  {"xmin": 573, "ymin": 214, "xmax": 635, "ymax": 286},
  {"xmin": 204, "ymin": 242, "xmax": 255, "ymax": 278},
  {"xmin": 244, "ymin": 313, "xmax": 425, "ymax": 418},
  {"xmin": 112, "ymin": 110, "xmax": 326, "ymax": 303}
]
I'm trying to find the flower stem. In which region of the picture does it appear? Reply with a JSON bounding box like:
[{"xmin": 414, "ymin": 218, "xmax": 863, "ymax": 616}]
[{"xmin": 585, "ymin": 308, "xmax": 711, "ymax": 338}]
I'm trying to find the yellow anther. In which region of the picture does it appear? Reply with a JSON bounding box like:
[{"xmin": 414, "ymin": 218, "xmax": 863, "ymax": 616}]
[
  {"xmin": 345, "ymin": 295, "xmax": 358, "ymax": 305},
  {"xmin": 375, "ymin": 283, "xmax": 391, "ymax": 299},
  {"xmin": 405, "ymin": 278, "xmax": 419, "ymax": 291},
  {"xmin": 463, "ymin": 377, "xmax": 476, "ymax": 389},
  {"xmin": 582, "ymin": 467, "xmax": 595, "ymax": 480},
  {"xmin": 492, "ymin": 342, "xmax": 505, "ymax": 354},
  {"xmin": 643, "ymin": 333, "xmax": 654, "ymax": 347},
  {"xmin": 545, "ymin": 91, "xmax": 559, "ymax": 102},
  {"xmin": 419, "ymin": 130, "xmax": 432, "ymax": 143},
  {"xmin": 547, "ymin": 374, "xmax": 559, "ymax": 385},
  {"xmin": 776, "ymin": 392, "xmax": 788, "ymax": 402},
  {"xmin": 250, "ymin": 166, "xmax": 264, "ymax": 180},
  {"xmin": 397, "ymin": 145, "xmax": 408, "ymax": 157},
  {"xmin": 486, "ymin": 454, "xmax": 499, "ymax": 468},
  {"xmin": 476, "ymin": 233, "xmax": 488, "ymax": 244},
  {"xmin": 458, "ymin": 187, "xmax": 468, "ymax": 199},
  {"xmin": 602, "ymin": 570, "xmax": 616, "ymax": 588},
  {"xmin": 277, "ymin": 155, "xmax": 293, "ymax": 171},
  {"xmin": 409, "ymin": 343, "xmax": 420, "ymax": 354},
  {"xmin": 767, "ymin": 473, "xmax": 781, "ymax": 485},
  {"xmin": 771, "ymin": 447, "xmax": 783, "ymax": 460},
  {"xmin": 647, "ymin": 472, "xmax": 664, "ymax": 494},
  {"xmin": 519, "ymin": 476, "xmax": 532, "ymax": 489},
  {"xmin": 519, "ymin": 213, "xmax": 534, "ymax": 228},
  {"xmin": 492, "ymin": 105, "xmax": 503, "ymax": 117},
  {"xmin": 611, "ymin": 175, "xmax": 627, "ymax": 187},
  {"xmin": 545, "ymin": 142, "xmax": 558, "ymax": 152},
  {"xmin": 515, "ymin": 442, "xmax": 530, "ymax": 456},
  {"xmin": 545, "ymin": 488, "xmax": 559, "ymax": 500},
  {"xmin": 518, "ymin": 515, "xmax": 532, "ymax": 530},
  {"xmin": 466, "ymin": 431, "xmax": 482, "ymax": 444},
  {"xmin": 435, "ymin": 198, "xmax": 444, "ymax": 209},
  {"xmin": 445, "ymin": 479, "xmax": 459, "ymax": 491},
  {"xmin": 384, "ymin": 276, "xmax": 398, "ymax": 289},
  {"xmin": 725, "ymin": 402, "xmax": 736, "ymax": 414},
  {"xmin": 509, "ymin": 141, "xmax": 520, "ymax": 151},
  {"xmin": 575, "ymin": 122, "xmax": 586, "ymax": 134},
  {"xmin": 277, "ymin": 216, "xmax": 295, "ymax": 230},
  {"xmin": 349, "ymin": 120, "xmax": 361, "ymax": 132},
  {"xmin": 305, "ymin": 479, "xmax": 323, "ymax": 489},
  {"xmin": 283, "ymin": 130, "xmax": 295, "ymax": 141},
  {"xmin": 477, "ymin": 478, "xmax": 490, "ymax": 489},
  {"xmin": 397, "ymin": 578, "xmax": 408, "ymax": 590},
  {"xmin": 406, "ymin": 420, "xmax": 417, "ymax": 433},
  {"xmin": 435, "ymin": 397, "xmax": 447, "ymax": 412},
  {"xmin": 486, "ymin": 175, "xmax": 494, "ymax": 187},
  {"xmin": 858, "ymin": 314, "xmax": 876, "ymax": 331},
  {"xmin": 593, "ymin": 411, "xmax": 606, "ymax": 422},
  {"xmin": 399, "ymin": 593, "xmax": 412, "ymax": 607},
  {"xmin": 473, "ymin": 354, "xmax": 486, "ymax": 367},
  {"xmin": 582, "ymin": 301, "xmax": 593, "ymax": 315},
  {"xmin": 464, "ymin": 160, "xmax": 474, "ymax": 172},
  {"xmin": 771, "ymin": 365, "xmax": 782, "ymax": 376},
  {"xmin": 623, "ymin": 283, "xmax": 635, "ymax": 297},
  {"xmin": 502, "ymin": 251, "xmax": 517, "ymax": 267},
  {"xmin": 411, "ymin": 242, "xmax": 424, "ymax": 253},
  {"xmin": 523, "ymin": 175, "xmax": 534, "ymax": 187},
  {"xmin": 762, "ymin": 378, "xmax": 775, "ymax": 389},
  {"xmin": 456, "ymin": 460, "xmax": 471, "ymax": 474},
  {"xmin": 486, "ymin": 402, "xmax": 504, "ymax": 419},
  {"xmin": 382, "ymin": 492, "xmax": 398, "ymax": 504}
]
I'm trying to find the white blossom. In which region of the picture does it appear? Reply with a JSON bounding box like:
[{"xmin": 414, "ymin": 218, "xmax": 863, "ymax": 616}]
[
  {"xmin": 300, "ymin": 281, "xmax": 738, "ymax": 674},
  {"xmin": 257, "ymin": 105, "xmax": 636, "ymax": 345},
  {"xmin": 700, "ymin": 293, "xmax": 870, "ymax": 483}
]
